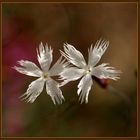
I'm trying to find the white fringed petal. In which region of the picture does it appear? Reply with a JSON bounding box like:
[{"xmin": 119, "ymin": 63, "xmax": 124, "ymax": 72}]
[
  {"xmin": 48, "ymin": 56, "xmax": 69, "ymax": 76},
  {"xmin": 61, "ymin": 43, "xmax": 86, "ymax": 68},
  {"xmin": 20, "ymin": 78, "xmax": 45, "ymax": 103},
  {"xmin": 92, "ymin": 63, "xmax": 121, "ymax": 80},
  {"xmin": 46, "ymin": 78, "xmax": 64, "ymax": 104},
  {"xmin": 78, "ymin": 74, "xmax": 93, "ymax": 104},
  {"xmin": 59, "ymin": 67, "xmax": 85, "ymax": 86},
  {"xmin": 88, "ymin": 39, "xmax": 109, "ymax": 67},
  {"xmin": 37, "ymin": 42, "xmax": 53, "ymax": 72},
  {"xmin": 13, "ymin": 60, "xmax": 42, "ymax": 77}
]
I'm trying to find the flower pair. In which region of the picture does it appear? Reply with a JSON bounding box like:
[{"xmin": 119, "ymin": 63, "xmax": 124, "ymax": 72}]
[{"xmin": 13, "ymin": 39, "xmax": 121, "ymax": 104}]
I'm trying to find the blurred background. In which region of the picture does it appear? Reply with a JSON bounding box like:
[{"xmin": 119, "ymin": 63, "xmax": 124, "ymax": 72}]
[{"xmin": 2, "ymin": 3, "xmax": 137, "ymax": 137}]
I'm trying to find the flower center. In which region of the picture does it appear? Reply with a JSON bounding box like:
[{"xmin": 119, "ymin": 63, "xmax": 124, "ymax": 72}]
[
  {"xmin": 43, "ymin": 73, "xmax": 48, "ymax": 79},
  {"xmin": 85, "ymin": 67, "xmax": 92, "ymax": 74}
]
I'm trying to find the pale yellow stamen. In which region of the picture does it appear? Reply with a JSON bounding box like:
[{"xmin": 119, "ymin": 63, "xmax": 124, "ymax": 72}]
[
  {"xmin": 43, "ymin": 73, "xmax": 48, "ymax": 79},
  {"xmin": 86, "ymin": 69, "xmax": 91, "ymax": 74},
  {"xmin": 85, "ymin": 67, "xmax": 92, "ymax": 74}
]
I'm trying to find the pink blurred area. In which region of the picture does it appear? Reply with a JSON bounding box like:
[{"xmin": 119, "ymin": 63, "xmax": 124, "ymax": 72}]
[{"xmin": 2, "ymin": 11, "xmax": 36, "ymax": 136}]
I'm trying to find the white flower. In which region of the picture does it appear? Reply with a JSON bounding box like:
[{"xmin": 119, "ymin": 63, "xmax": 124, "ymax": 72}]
[
  {"xmin": 13, "ymin": 42, "xmax": 68, "ymax": 104},
  {"xmin": 60, "ymin": 39, "xmax": 121, "ymax": 104}
]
